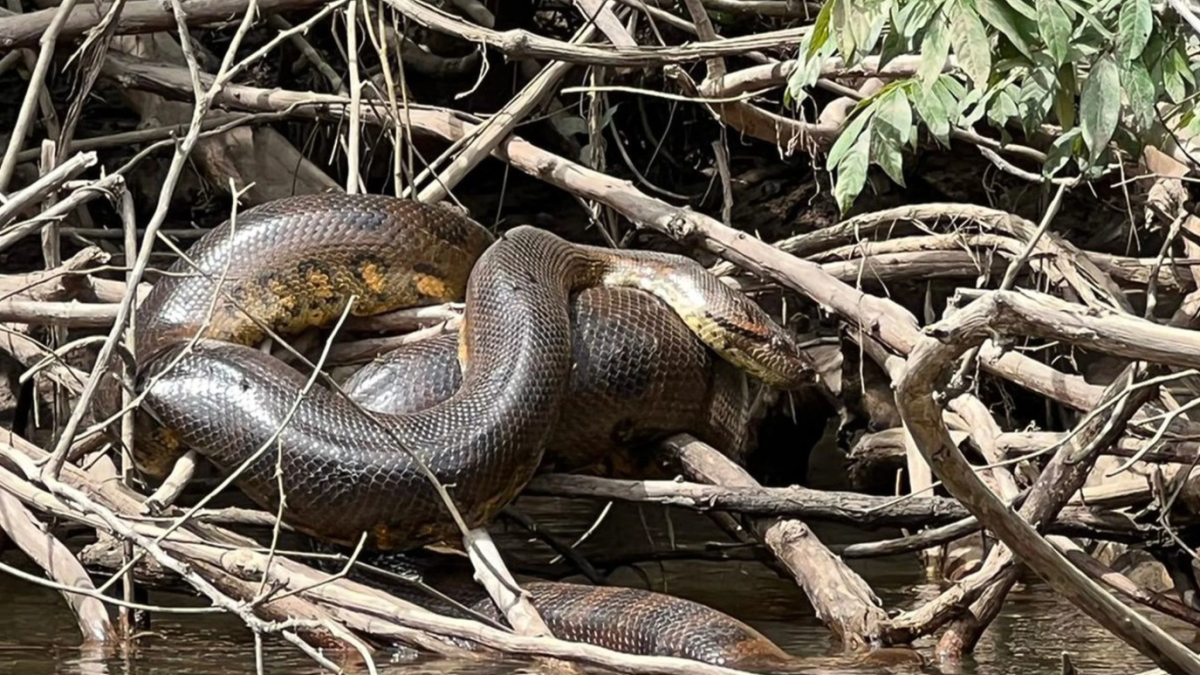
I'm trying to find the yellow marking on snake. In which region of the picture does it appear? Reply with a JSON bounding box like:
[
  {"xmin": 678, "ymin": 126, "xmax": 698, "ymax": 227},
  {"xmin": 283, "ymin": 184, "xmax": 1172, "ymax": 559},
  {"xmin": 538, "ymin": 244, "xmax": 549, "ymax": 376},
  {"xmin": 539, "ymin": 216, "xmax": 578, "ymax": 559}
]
[
  {"xmin": 305, "ymin": 268, "xmax": 335, "ymax": 300},
  {"xmin": 416, "ymin": 274, "xmax": 450, "ymax": 299},
  {"xmin": 266, "ymin": 278, "xmax": 297, "ymax": 311},
  {"xmin": 359, "ymin": 262, "xmax": 387, "ymax": 294}
]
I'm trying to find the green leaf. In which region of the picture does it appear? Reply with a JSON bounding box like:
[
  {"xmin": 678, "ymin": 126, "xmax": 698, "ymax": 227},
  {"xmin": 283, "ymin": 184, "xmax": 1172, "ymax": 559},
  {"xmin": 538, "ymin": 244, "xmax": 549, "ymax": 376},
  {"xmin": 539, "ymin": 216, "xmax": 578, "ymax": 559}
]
[
  {"xmin": 834, "ymin": 131, "xmax": 872, "ymax": 213},
  {"xmin": 1079, "ymin": 54, "xmax": 1120, "ymax": 163},
  {"xmin": 949, "ymin": 1, "xmax": 992, "ymax": 87},
  {"xmin": 918, "ymin": 13, "xmax": 951, "ymax": 88},
  {"xmin": 1003, "ymin": 0, "xmax": 1038, "ymax": 21},
  {"xmin": 876, "ymin": 88, "xmax": 915, "ymax": 146},
  {"xmin": 871, "ymin": 90, "xmax": 913, "ymax": 186},
  {"xmin": 878, "ymin": 20, "xmax": 909, "ymax": 69},
  {"xmin": 806, "ymin": 0, "xmax": 835, "ymax": 58},
  {"xmin": 1044, "ymin": 127, "xmax": 1081, "ymax": 176},
  {"xmin": 1017, "ymin": 62, "xmax": 1057, "ymax": 131},
  {"xmin": 1142, "ymin": 27, "xmax": 1166, "ymax": 72},
  {"xmin": 827, "ymin": 107, "xmax": 877, "ymax": 169},
  {"xmin": 844, "ymin": 0, "xmax": 882, "ymax": 61},
  {"xmin": 961, "ymin": 84, "xmax": 999, "ymax": 126},
  {"xmin": 939, "ymin": 75, "xmax": 970, "ymax": 121},
  {"xmin": 1066, "ymin": 30, "xmax": 1105, "ymax": 61},
  {"xmin": 914, "ymin": 77, "xmax": 954, "ymax": 144},
  {"xmin": 1163, "ymin": 41, "xmax": 1188, "ymax": 103},
  {"xmin": 897, "ymin": 0, "xmax": 944, "ymax": 38},
  {"xmin": 786, "ymin": 38, "xmax": 832, "ymax": 107},
  {"xmin": 976, "ymin": 0, "xmax": 1036, "ymax": 59},
  {"xmin": 1036, "ymin": 0, "xmax": 1072, "ymax": 65},
  {"xmin": 871, "ymin": 127, "xmax": 907, "ymax": 187},
  {"xmin": 1171, "ymin": 41, "xmax": 1195, "ymax": 83},
  {"xmin": 1121, "ymin": 59, "xmax": 1156, "ymax": 131},
  {"xmin": 832, "ymin": 0, "xmax": 859, "ymax": 62},
  {"xmin": 859, "ymin": 0, "xmax": 892, "ymax": 56},
  {"xmin": 988, "ymin": 85, "xmax": 1021, "ymax": 130},
  {"xmin": 1116, "ymin": 0, "xmax": 1152, "ymax": 62},
  {"xmin": 1058, "ymin": 0, "xmax": 1114, "ymax": 37},
  {"xmin": 1053, "ymin": 64, "xmax": 1076, "ymax": 130},
  {"xmin": 1181, "ymin": 112, "xmax": 1200, "ymax": 143}
]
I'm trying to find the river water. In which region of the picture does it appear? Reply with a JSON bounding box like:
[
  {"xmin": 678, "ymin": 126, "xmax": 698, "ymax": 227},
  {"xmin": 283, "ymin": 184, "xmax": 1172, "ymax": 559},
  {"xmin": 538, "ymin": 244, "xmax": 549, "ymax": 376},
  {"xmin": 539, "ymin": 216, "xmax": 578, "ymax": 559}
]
[{"xmin": 0, "ymin": 490, "xmax": 1192, "ymax": 675}]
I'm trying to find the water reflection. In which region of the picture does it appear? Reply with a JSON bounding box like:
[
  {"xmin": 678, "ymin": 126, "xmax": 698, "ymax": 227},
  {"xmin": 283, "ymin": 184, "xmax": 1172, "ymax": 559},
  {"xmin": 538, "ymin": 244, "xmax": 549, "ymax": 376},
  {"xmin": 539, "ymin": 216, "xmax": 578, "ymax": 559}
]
[{"xmin": 0, "ymin": 496, "xmax": 1189, "ymax": 675}]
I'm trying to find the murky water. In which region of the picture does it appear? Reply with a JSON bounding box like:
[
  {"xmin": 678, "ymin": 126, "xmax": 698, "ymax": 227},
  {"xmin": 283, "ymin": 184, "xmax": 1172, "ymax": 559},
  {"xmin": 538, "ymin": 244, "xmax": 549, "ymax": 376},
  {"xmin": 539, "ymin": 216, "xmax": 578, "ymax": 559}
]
[{"xmin": 0, "ymin": 491, "xmax": 1193, "ymax": 675}]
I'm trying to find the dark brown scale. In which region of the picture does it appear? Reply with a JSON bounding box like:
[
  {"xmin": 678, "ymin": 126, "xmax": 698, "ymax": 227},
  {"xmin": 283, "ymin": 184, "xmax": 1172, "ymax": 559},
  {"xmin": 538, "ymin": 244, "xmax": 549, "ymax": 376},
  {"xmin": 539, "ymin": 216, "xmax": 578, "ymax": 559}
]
[
  {"xmin": 134, "ymin": 221, "xmax": 581, "ymax": 547},
  {"xmin": 342, "ymin": 548, "xmax": 803, "ymax": 674},
  {"xmin": 135, "ymin": 194, "xmax": 491, "ymax": 359},
  {"xmin": 117, "ymin": 193, "xmax": 809, "ymax": 668},
  {"xmin": 514, "ymin": 584, "xmax": 803, "ymax": 673},
  {"xmin": 344, "ymin": 286, "xmax": 756, "ymax": 474}
]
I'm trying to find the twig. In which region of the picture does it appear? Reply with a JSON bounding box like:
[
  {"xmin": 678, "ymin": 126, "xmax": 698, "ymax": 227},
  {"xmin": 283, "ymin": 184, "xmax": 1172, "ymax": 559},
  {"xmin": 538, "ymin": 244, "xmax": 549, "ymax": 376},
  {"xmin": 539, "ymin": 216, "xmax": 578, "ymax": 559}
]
[
  {"xmin": 0, "ymin": 300, "xmax": 121, "ymax": 327},
  {"xmin": 0, "ymin": 0, "xmax": 330, "ymax": 49},
  {"xmin": 383, "ymin": 0, "xmax": 808, "ymax": 67},
  {"xmin": 267, "ymin": 14, "xmax": 343, "ymax": 91},
  {"xmin": 524, "ymin": 472, "xmax": 1132, "ymax": 537},
  {"xmin": 0, "ymin": 173, "xmax": 126, "ymax": 255},
  {"xmin": 346, "ymin": 0, "xmax": 363, "ymax": 194},
  {"xmin": 55, "ymin": 0, "xmax": 130, "ymax": 167},
  {"xmin": 499, "ymin": 508, "xmax": 608, "ymax": 585},
  {"xmin": 0, "ymin": 151, "xmax": 97, "ymax": 227},
  {"xmin": 947, "ymin": 182, "xmax": 1070, "ymax": 394},
  {"xmin": 414, "ymin": 18, "xmax": 601, "ymax": 203},
  {"xmin": 0, "ymin": 0, "xmax": 77, "ymax": 191},
  {"xmin": 574, "ymin": 0, "xmax": 637, "ymax": 47},
  {"xmin": 463, "ymin": 527, "xmax": 555, "ymax": 638},
  {"xmin": 660, "ymin": 434, "xmax": 886, "ymax": 647}
]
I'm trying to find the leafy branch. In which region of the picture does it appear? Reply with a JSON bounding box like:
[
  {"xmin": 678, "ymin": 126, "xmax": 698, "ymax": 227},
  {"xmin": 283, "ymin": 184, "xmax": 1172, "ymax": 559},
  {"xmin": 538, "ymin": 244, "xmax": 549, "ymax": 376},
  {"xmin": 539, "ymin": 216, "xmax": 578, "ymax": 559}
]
[{"xmin": 788, "ymin": 0, "xmax": 1200, "ymax": 212}]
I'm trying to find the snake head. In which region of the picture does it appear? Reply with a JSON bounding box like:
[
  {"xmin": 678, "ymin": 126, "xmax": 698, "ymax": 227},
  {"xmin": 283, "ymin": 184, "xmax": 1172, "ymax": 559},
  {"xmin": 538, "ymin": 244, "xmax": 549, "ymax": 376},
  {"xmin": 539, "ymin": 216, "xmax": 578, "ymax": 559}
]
[
  {"xmin": 738, "ymin": 321, "xmax": 818, "ymax": 391},
  {"xmin": 696, "ymin": 294, "xmax": 817, "ymax": 391}
]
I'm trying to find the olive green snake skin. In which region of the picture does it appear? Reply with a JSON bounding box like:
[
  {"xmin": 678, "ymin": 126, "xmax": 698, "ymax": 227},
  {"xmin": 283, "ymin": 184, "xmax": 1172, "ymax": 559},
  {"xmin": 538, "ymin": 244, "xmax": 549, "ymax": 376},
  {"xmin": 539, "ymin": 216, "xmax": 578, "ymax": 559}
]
[{"xmin": 113, "ymin": 193, "xmax": 814, "ymax": 672}]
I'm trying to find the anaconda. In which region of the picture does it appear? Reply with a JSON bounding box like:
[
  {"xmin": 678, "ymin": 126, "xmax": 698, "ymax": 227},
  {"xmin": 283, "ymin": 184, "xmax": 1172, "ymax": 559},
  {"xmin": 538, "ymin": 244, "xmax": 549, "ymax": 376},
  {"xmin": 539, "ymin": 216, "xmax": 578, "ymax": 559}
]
[{"xmin": 106, "ymin": 193, "xmax": 814, "ymax": 671}]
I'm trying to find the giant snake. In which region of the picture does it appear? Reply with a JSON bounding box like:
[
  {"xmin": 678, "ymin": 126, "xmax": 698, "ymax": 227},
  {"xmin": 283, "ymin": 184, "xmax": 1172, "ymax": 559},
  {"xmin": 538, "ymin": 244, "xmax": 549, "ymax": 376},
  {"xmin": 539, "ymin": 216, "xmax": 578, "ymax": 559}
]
[{"xmin": 104, "ymin": 193, "xmax": 816, "ymax": 672}]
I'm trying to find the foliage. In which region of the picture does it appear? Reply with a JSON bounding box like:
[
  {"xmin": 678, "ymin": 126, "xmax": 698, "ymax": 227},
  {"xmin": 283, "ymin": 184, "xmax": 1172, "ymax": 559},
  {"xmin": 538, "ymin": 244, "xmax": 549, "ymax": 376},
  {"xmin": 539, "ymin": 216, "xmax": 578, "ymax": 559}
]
[{"xmin": 785, "ymin": 0, "xmax": 1200, "ymax": 212}]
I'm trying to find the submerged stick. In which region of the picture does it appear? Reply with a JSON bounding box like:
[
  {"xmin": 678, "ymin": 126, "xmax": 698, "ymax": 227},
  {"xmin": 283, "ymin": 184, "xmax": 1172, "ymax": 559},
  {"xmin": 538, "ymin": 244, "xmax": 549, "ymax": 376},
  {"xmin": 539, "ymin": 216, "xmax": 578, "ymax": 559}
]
[
  {"xmin": 0, "ymin": 490, "xmax": 113, "ymax": 642},
  {"xmin": 661, "ymin": 434, "xmax": 887, "ymax": 648}
]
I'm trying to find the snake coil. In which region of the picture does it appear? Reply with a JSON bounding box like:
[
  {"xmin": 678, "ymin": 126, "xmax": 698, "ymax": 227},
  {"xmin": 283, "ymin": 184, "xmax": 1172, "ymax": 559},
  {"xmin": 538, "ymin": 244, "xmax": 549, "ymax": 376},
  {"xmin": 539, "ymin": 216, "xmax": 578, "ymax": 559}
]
[{"xmin": 115, "ymin": 193, "xmax": 813, "ymax": 672}]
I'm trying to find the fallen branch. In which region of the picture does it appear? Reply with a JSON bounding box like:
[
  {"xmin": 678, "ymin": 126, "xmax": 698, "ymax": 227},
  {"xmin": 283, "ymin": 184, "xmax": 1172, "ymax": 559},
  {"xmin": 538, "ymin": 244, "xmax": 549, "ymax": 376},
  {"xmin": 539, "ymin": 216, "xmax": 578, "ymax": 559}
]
[
  {"xmin": 895, "ymin": 289, "xmax": 1200, "ymax": 674},
  {"xmin": 660, "ymin": 434, "xmax": 888, "ymax": 648},
  {"xmin": 0, "ymin": 490, "xmax": 114, "ymax": 642},
  {"xmin": 524, "ymin": 472, "xmax": 1150, "ymax": 539},
  {"xmin": 0, "ymin": 150, "xmax": 96, "ymax": 226},
  {"xmin": 384, "ymin": 0, "xmax": 808, "ymax": 66},
  {"xmin": 0, "ymin": 0, "xmax": 329, "ymax": 49}
]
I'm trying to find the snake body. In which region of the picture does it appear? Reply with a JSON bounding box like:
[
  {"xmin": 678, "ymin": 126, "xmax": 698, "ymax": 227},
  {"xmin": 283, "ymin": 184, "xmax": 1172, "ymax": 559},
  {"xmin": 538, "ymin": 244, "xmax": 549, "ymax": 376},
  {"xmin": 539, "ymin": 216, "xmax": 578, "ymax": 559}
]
[
  {"xmin": 343, "ymin": 547, "xmax": 803, "ymax": 673},
  {"xmin": 343, "ymin": 285, "xmax": 758, "ymax": 475},
  {"xmin": 125, "ymin": 193, "xmax": 812, "ymax": 671}
]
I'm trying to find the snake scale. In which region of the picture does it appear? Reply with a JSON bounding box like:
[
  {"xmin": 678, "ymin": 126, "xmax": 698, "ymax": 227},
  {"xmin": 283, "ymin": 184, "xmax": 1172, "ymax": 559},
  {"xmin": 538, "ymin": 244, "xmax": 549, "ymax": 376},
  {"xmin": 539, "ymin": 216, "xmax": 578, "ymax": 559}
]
[{"xmin": 117, "ymin": 193, "xmax": 814, "ymax": 672}]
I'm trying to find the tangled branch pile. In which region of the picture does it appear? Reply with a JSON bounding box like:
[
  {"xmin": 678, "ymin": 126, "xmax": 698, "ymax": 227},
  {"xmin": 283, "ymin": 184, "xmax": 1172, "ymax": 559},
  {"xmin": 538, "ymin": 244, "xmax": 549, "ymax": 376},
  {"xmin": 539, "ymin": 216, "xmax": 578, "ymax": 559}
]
[{"xmin": 4, "ymin": 0, "xmax": 1200, "ymax": 673}]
